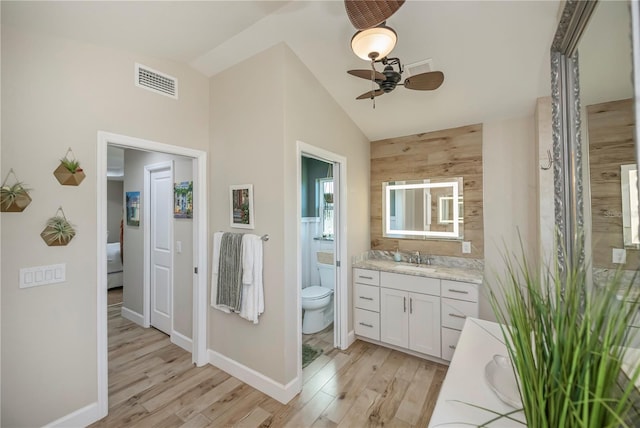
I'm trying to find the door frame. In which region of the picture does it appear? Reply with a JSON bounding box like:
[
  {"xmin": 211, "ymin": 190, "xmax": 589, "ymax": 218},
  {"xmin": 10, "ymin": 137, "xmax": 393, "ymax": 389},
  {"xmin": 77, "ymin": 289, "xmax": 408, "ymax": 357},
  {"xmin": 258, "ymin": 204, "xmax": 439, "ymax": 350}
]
[
  {"xmin": 296, "ymin": 141, "xmax": 349, "ymax": 378},
  {"xmin": 96, "ymin": 131, "xmax": 208, "ymax": 419},
  {"xmin": 144, "ymin": 161, "xmax": 174, "ymax": 331}
]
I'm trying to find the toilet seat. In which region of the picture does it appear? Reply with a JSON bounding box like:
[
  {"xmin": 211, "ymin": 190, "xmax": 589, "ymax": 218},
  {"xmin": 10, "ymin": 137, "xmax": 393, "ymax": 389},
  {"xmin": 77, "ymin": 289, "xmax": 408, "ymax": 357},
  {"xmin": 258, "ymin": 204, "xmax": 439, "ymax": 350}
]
[{"xmin": 302, "ymin": 286, "xmax": 332, "ymax": 300}]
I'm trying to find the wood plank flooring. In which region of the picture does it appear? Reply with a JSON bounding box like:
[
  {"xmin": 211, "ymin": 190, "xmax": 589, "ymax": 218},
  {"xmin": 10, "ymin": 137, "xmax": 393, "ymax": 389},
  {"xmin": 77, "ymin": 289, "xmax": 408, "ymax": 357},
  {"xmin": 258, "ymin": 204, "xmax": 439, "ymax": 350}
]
[{"xmin": 89, "ymin": 305, "xmax": 447, "ymax": 427}]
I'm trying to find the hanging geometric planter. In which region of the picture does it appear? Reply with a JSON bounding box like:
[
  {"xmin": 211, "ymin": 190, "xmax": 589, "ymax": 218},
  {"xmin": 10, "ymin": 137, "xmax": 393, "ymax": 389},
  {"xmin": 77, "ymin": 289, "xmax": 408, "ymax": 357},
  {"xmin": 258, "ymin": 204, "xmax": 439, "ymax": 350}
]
[
  {"xmin": 1, "ymin": 168, "xmax": 32, "ymax": 212},
  {"xmin": 41, "ymin": 206, "xmax": 76, "ymax": 246},
  {"xmin": 54, "ymin": 147, "xmax": 85, "ymax": 186}
]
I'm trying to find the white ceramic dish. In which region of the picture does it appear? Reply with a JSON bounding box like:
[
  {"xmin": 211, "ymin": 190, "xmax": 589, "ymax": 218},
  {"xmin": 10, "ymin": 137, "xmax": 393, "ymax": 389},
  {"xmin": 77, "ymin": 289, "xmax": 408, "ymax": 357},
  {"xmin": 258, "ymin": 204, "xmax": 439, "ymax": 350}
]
[{"xmin": 484, "ymin": 354, "xmax": 522, "ymax": 408}]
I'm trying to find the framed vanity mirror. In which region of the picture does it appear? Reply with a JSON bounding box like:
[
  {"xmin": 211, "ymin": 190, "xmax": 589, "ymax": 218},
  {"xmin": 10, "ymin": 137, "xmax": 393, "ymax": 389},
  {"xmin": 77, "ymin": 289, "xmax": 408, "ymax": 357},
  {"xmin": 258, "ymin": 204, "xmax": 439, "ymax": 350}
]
[
  {"xmin": 382, "ymin": 178, "xmax": 464, "ymax": 240},
  {"xmin": 551, "ymin": 0, "xmax": 640, "ymax": 275}
]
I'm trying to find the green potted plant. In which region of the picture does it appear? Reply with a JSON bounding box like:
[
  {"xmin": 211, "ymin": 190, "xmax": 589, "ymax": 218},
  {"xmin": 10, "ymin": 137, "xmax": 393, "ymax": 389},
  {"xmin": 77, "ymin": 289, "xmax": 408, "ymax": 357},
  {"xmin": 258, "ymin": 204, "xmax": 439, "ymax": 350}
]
[
  {"xmin": 487, "ymin": 245, "xmax": 640, "ymax": 427},
  {"xmin": 59, "ymin": 157, "xmax": 82, "ymax": 174},
  {"xmin": 40, "ymin": 211, "xmax": 76, "ymax": 246},
  {"xmin": 54, "ymin": 149, "xmax": 85, "ymax": 186},
  {"xmin": 0, "ymin": 181, "xmax": 31, "ymax": 212}
]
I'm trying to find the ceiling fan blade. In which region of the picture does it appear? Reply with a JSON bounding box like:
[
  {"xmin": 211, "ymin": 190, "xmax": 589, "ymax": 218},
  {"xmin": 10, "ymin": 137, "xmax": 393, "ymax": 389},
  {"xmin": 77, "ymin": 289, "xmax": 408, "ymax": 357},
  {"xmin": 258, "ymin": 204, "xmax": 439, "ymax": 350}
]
[
  {"xmin": 348, "ymin": 69, "xmax": 386, "ymax": 81},
  {"xmin": 404, "ymin": 71, "xmax": 445, "ymax": 91},
  {"xmin": 344, "ymin": 0, "xmax": 406, "ymax": 30},
  {"xmin": 356, "ymin": 89, "xmax": 385, "ymax": 100}
]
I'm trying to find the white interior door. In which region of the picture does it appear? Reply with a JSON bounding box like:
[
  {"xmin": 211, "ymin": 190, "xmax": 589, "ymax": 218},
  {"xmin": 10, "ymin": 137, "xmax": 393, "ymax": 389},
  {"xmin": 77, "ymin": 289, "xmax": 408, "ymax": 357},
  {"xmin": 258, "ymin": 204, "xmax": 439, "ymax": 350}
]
[{"xmin": 150, "ymin": 165, "xmax": 173, "ymax": 335}]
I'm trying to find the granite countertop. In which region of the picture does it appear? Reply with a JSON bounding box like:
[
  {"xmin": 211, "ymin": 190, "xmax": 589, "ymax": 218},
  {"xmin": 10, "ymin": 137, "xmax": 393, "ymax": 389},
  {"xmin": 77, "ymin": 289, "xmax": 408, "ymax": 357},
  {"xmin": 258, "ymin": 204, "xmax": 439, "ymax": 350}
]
[{"xmin": 353, "ymin": 258, "xmax": 483, "ymax": 284}]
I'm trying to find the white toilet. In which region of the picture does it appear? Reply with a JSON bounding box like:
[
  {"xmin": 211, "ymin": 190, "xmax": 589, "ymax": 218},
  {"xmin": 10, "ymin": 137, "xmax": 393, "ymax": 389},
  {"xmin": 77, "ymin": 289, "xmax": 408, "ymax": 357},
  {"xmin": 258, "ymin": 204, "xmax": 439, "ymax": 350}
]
[{"xmin": 302, "ymin": 255, "xmax": 335, "ymax": 334}]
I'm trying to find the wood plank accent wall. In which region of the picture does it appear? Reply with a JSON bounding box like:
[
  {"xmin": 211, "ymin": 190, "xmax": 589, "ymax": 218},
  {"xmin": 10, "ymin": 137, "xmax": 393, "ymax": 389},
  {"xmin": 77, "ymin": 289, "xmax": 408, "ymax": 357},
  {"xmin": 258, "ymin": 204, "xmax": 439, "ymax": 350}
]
[
  {"xmin": 588, "ymin": 98, "xmax": 638, "ymax": 269},
  {"xmin": 370, "ymin": 124, "xmax": 484, "ymax": 258}
]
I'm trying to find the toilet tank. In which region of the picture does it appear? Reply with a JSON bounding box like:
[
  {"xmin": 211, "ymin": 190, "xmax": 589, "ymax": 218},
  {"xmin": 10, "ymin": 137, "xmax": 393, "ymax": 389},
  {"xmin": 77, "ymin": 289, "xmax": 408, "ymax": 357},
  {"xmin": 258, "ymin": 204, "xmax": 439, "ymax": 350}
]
[
  {"xmin": 317, "ymin": 252, "xmax": 335, "ymax": 290},
  {"xmin": 317, "ymin": 251, "xmax": 336, "ymax": 290},
  {"xmin": 317, "ymin": 262, "xmax": 335, "ymax": 290}
]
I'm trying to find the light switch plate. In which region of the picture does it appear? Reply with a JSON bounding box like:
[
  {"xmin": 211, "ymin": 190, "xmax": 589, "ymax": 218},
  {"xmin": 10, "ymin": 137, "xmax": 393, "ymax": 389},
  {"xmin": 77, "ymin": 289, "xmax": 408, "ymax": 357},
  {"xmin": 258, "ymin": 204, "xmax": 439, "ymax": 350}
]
[
  {"xmin": 20, "ymin": 263, "xmax": 66, "ymax": 288},
  {"xmin": 462, "ymin": 241, "xmax": 471, "ymax": 254},
  {"xmin": 613, "ymin": 248, "xmax": 627, "ymax": 264},
  {"xmin": 176, "ymin": 241, "xmax": 182, "ymax": 254}
]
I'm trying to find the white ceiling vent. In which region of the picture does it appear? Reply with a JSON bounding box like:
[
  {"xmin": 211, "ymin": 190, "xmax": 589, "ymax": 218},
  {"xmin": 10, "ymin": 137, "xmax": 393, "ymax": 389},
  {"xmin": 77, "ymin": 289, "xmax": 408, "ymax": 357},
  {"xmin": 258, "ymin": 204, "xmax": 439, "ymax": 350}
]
[
  {"xmin": 135, "ymin": 63, "xmax": 178, "ymax": 99},
  {"xmin": 405, "ymin": 59, "xmax": 434, "ymax": 78}
]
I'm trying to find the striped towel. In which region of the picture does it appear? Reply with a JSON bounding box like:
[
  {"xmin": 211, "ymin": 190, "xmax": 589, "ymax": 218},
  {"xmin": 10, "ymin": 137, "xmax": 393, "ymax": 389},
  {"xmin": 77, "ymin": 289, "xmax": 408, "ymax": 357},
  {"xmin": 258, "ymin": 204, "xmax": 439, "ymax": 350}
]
[{"xmin": 216, "ymin": 232, "xmax": 244, "ymax": 311}]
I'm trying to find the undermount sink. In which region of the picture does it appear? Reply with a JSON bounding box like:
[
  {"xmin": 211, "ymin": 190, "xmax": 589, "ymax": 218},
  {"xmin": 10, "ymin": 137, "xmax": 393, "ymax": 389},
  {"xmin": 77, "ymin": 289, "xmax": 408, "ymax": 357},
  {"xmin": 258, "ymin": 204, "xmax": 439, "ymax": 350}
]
[{"xmin": 393, "ymin": 264, "xmax": 436, "ymax": 274}]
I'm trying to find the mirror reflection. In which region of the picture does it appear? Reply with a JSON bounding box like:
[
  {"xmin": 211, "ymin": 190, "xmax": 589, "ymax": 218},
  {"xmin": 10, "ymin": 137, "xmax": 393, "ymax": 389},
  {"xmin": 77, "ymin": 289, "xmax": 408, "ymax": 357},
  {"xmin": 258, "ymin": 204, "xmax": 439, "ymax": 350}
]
[
  {"xmin": 383, "ymin": 178, "xmax": 464, "ymax": 239},
  {"xmin": 581, "ymin": 0, "xmax": 638, "ymax": 274},
  {"xmin": 621, "ymin": 164, "xmax": 639, "ymax": 248}
]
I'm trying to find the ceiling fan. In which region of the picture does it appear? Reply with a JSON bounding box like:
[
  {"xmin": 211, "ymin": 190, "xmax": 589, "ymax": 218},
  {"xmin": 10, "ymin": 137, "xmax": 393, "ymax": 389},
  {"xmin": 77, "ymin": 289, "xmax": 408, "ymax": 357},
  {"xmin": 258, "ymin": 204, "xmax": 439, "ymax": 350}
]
[{"xmin": 347, "ymin": 57, "xmax": 445, "ymax": 100}]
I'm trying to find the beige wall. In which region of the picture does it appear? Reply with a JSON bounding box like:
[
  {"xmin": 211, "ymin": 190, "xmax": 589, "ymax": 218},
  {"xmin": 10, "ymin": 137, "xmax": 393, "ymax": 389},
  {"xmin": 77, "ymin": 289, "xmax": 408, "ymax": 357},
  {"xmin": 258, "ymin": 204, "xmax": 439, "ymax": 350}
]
[
  {"xmin": 1, "ymin": 26, "xmax": 208, "ymax": 427},
  {"xmin": 107, "ymin": 180, "xmax": 123, "ymax": 242},
  {"xmin": 482, "ymin": 115, "xmax": 538, "ymax": 320},
  {"xmin": 282, "ymin": 47, "xmax": 370, "ymax": 380},
  {"xmin": 122, "ymin": 150, "xmax": 194, "ymax": 338},
  {"xmin": 209, "ymin": 43, "xmax": 369, "ymax": 385}
]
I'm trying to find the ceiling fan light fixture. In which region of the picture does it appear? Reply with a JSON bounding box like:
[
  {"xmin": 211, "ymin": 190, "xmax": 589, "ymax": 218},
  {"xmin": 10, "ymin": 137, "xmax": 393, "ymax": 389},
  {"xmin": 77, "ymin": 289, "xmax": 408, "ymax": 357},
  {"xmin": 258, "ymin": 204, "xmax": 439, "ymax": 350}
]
[{"xmin": 351, "ymin": 24, "xmax": 397, "ymax": 61}]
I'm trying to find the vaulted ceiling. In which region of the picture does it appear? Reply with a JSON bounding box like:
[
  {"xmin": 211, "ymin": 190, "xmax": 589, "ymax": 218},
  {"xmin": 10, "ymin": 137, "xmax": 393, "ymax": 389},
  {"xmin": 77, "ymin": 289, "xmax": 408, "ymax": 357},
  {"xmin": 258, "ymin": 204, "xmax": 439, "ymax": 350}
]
[{"xmin": 3, "ymin": 1, "xmax": 562, "ymax": 140}]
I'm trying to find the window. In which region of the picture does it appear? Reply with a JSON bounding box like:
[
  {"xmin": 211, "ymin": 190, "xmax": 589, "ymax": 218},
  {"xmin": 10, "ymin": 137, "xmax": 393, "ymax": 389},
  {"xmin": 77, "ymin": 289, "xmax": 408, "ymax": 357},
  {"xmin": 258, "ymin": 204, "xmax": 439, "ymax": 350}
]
[{"xmin": 317, "ymin": 178, "xmax": 334, "ymax": 238}]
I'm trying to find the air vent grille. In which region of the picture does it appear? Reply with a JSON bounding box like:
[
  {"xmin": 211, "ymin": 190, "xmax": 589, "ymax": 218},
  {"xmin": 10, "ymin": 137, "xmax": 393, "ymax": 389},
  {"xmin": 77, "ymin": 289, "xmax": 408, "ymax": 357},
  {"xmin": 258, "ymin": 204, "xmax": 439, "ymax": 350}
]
[
  {"xmin": 405, "ymin": 59, "xmax": 433, "ymax": 78},
  {"xmin": 135, "ymin": 63, "xmax": 178, "ymax": 99}
]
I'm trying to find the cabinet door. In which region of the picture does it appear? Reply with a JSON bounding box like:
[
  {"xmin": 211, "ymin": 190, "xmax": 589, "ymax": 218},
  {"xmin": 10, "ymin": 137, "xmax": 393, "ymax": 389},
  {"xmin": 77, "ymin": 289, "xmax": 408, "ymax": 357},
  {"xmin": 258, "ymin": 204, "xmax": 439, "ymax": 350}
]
[
  {"xmin": 409, "ymin": 292, "xmax": 441, "ymax": 357},
  {"xmin": 380, "ymin": 287, "xmax": 409, "ymax": 348}
]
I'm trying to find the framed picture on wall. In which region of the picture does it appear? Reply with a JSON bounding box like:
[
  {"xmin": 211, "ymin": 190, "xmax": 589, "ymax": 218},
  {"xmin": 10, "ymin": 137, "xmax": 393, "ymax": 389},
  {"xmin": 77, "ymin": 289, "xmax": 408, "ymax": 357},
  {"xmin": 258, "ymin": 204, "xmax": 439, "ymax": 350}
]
[
  {"xmin": 125, "ymin": 191, "xmax": 140, "ymax": 226},
  {"xmin": 230, "ymin": 184, "xmax": 254, "ymax": 229},
  {"xmin": 174, "ymin": 181, "xmax": 193, "ymax": 219}
]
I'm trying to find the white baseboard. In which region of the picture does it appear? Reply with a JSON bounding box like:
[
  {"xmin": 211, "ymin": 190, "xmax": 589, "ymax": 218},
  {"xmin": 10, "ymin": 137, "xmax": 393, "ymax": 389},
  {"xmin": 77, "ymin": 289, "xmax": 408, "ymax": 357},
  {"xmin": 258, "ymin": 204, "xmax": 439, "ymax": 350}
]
[
  {"xmin": 44, "ymin": 402, "xmax": 100, "ymax": 428},
  {"xmin": 121, "ymin": 306, "xmax": 144, "ymax": 326},
  {"xmin": 208, "ymin": 349, "xmax": 301, "ymax": 404},
  {"xmin": 171, "ymin": 330, "xmax": 193, "ymax": 353}
]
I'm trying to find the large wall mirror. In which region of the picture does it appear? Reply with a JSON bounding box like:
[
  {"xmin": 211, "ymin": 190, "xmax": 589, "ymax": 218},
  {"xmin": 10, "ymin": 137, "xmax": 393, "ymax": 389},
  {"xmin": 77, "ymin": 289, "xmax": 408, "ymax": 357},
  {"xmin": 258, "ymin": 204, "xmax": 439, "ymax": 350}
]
[
  {"xmin": 552, "ymin": 0, "xmax": 640, "ymax": 278},
  {"xmin": 580, "ymin": 0, "xmax": 638, "ymax": 282}
]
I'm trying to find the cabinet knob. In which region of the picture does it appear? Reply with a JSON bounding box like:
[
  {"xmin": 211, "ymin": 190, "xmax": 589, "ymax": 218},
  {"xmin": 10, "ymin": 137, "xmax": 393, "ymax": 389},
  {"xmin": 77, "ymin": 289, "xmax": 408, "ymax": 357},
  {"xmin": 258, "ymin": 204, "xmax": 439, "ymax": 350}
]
[
  {"xmin": 359, "ymin": 275, "xmax": 374, "ymax": 280},
  {"xmin": 359, "ymin": 322, "xmax": 374, "ymax": 328},
  {"xmin": 449, "ymin": 345, "xmax": 456, "ymax": 350},
  {"xmin": 359, "ymin": 296, "xmax": 373, "ymax": 301},
  {"xmin": 448, "ymin": 289, "xmax": 469, "ymax": 294},
  {"xmin": 449, "ymin": 313, "xmax": 466, "ymax": 319}
]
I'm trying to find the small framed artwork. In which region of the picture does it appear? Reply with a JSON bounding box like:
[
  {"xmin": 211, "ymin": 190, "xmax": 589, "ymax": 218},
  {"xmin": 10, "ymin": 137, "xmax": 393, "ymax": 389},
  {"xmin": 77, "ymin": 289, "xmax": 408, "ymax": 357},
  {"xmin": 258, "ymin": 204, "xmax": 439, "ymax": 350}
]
[
  {"xmin": 174, "ymin": 181, "xmax": 193, "ymax": 219},
  {"xmin": 230, "ymin": 184, "xmax": 254, "ymax": 229},
  {"xmin": 126, "ymin": 191, "xmax": 141, "ymax": 226}
]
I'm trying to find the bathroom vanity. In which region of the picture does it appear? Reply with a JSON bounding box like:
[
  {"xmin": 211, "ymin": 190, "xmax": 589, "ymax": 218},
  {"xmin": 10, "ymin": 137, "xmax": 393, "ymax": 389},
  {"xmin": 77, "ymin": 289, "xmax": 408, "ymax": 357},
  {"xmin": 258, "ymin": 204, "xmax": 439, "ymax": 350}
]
[{"xmin": 352, "ymin": 258, "xmax": 481, "ymax": 363}]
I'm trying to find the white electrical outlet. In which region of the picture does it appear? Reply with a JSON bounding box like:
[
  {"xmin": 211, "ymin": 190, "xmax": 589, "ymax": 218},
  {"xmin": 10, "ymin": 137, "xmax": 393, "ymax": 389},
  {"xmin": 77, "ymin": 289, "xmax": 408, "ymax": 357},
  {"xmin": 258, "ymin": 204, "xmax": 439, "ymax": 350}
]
[
  {"xmin": 176, "ymin": 241, "xmax": 182, "ymax": 254},
  {"xmin": 613, "ymin": 248, "xmax": 627, "ymax": 264},
  {"xmin": 462, "ymin": 241, "xmax": 471, "ymax": 254}
]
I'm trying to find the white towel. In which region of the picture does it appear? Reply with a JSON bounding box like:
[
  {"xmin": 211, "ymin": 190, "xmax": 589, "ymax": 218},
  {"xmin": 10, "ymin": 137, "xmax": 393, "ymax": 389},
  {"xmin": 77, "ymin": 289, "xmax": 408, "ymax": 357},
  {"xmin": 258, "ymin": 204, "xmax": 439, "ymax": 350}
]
[
  {"xmin": 239, "ymin": 234, "xmax": 264, "ymax": 323},
  {"xmin": 210, "ymin": 232, "xmax": 230, "ymax": 313}
]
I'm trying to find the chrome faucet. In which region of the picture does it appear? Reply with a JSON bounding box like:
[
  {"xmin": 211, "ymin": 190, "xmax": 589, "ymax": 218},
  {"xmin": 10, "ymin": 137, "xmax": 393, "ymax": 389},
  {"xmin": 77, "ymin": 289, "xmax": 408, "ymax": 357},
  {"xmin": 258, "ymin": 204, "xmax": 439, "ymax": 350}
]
[{"xmin": 414, "ymin": 251, "xmax": 421, "ymax": 265}]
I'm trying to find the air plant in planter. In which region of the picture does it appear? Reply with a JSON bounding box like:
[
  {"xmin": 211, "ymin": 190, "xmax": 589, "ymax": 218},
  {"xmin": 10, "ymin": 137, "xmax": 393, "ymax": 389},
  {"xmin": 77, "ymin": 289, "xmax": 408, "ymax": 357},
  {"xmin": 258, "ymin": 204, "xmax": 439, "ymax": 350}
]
[
  {"xmin": 40, "ymin": 211, "xmax": 76, "ymax": 246},
  {"xmin": 487, "ymin": 243, "xmax": 640, "ymax": 427},
  {"xmin": 0, "ymin": 181, "xmax": 32, "ymax": 212},
  {"xmin": 54, "ymin": 149, "xmax": 85, "ymax": 186}
]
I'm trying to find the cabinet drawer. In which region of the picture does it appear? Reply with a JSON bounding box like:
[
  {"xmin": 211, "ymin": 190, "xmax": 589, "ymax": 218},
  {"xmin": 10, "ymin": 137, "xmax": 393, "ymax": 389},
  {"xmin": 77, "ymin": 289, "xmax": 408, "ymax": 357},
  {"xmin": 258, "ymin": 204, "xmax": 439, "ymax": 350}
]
[
  {"xmin": 354, "ymin": 268, "xmax": 380, "ymax": 286},
  {"xmin": 442, "ymin": 298, "xmax": 478, "ymax": 330},
  {"xmin": 441, "ymin": 280, "xmax": 478, "ymax": 302},
  {"xmin": 441, "ymin": 327, "xmax": 462, "ymax": 361},
  {"xmin": 380, "ymin": 271, "xmax": 440, "ymax": 296},
  {"xmin": 355, "ymin": 283, "xmax": 380, "ymax": 312},
  {"xmin": 355, "ymin": 308, "xmax": 380, "ymax": 341}
]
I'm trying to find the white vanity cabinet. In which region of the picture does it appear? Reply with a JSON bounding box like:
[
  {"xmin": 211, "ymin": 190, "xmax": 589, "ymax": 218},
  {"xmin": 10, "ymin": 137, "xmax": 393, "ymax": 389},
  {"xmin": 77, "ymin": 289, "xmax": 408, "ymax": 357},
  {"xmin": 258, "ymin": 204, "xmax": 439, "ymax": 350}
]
[
  {"xmin": 353, "ymin": 268, "xmax": 381, "ymax": 341},
  {"xmin": 379, "ymin": 272, "xmax": 441, "ymax": 357},
  {"xmin": 352, "ymin": 264, "xmax": 480, "ymax": 363},
  {"xmin": 440, "ymin": 279, "xmax": 479, "ymax": 361}
]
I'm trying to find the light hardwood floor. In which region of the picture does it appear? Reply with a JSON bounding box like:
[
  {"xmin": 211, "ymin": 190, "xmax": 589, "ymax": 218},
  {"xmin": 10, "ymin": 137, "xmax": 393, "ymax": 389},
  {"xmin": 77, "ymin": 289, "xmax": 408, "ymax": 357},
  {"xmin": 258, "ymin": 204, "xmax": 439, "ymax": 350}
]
[{"xmin": 89, "ymin": 305, "xmax": 447, "ymax": 427}]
